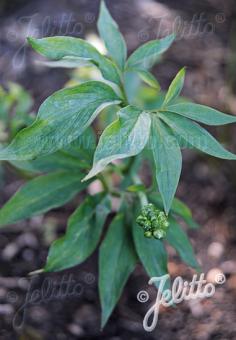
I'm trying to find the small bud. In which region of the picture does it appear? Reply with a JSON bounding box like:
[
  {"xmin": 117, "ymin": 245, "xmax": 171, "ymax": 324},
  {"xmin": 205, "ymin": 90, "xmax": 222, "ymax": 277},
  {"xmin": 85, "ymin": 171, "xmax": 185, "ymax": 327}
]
[
  {"xmin": 136, "ymin": 215, "xmax": 146, "ymax": 227},
  {"xmin": 144, "ymin": 231, "xmax": 152, "ymax": 238},
  {"xmin": 162, "ymin": 221, "xmax": 169, "ymax": 229},
  {"xmin": 143, "ymin": 220, "xmax": 152, "ymax": 231},
  {"xmin": 153, "ymin": 229, "xmax": 166, "ymax": 239}
]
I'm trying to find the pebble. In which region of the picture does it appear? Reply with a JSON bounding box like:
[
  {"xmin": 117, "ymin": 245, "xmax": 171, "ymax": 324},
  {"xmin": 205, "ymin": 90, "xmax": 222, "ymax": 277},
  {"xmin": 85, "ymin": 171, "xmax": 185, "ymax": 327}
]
[{"xmin": 207, "ymin": 242, "xmax": 224, "ymax": 259}]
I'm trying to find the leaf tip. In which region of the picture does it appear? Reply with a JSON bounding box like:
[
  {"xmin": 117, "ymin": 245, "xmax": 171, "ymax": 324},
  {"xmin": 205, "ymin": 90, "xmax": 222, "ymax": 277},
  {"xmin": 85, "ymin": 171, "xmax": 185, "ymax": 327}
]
[
  {"xmin": 169, "ymin": 32, "xmax": 176, "ymax": 41},
  {"xmin": 28, "ymin": 268, "xmax": 44, "ymax": 276},
  {"xmin": 27, "ymin": 36, "xmax": 35, "ymax": 45},
  {"xmin": 81, "ymin": 173, "xmax": 93, "ymax": 182},
  {"xmin": 163, "ymin": 199, "xmax": 172, "ymax": 216},
  {"xmin": 100, "ymin": 312, "xmax": 109, "ymax": 330},
  {"xmin": 99, "ymin": 0, "xmax": 107, "ymax": 17}
]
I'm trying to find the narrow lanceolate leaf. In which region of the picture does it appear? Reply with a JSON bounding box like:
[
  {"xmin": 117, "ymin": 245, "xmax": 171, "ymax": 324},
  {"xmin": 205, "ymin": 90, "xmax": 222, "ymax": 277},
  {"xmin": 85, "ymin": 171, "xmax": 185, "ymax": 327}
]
[
  {"xmin": 131, "ymin": 68, "xmax": 160, "ymax": 89},
  {"xmin": 0, "ymin": 82, "xmax": 120, "ymax": 161},
  {"xmin": 183, "ymin": 216, "xmax": 200, "ymax": 229},
  {"xmin": 98, "ymin": 0, "xmax": 127, "ymax": 69},
  {"xmin": 161, "ymin": 102, "xmax": 236, "ymax": 126},
  {"xmin": 0, "ymin": 172, "xmax": 88, "ymax": 227},
  {"xmin": 166, "ymin": 217, "xmax": 200, "ymax": 270},
  {"xmin": 126, "ymin": 34, "xmax": 175, "ymax": 70},
  {"xmin": 99, "ymin": 213, "xmax": 137, "ymax": 328},
  {"xmin": 163, "ymin": 67, "xmax": 186, "ymax": 106},
  {"xmin": 150, "ymin": 117, "xmax": 182, "ymax": 214},
  {"xmin": 45, "ymin": 194, "xmax": 111, "ymax": 272},
  {"xmin": 28, "ymin": 36, "xmax": 121, "ymax": 85},
  {"xmin": 159, "ymin": 112, "xmax": 236, "ymax": 160},
  {"xmin": 83, "ymin": 106, "xmax": 151, "ymax": 180},
  {"xmin": 132, "ymin": 208, "xmax": 170, "ymax": 290}
]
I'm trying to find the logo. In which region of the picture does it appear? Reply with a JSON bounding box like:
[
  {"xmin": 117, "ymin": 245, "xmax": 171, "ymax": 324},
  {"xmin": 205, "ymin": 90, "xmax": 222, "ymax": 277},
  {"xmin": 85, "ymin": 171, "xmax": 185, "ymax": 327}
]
[{"xmin": 137, "ymin": 272, "xmax": 226, "ymax": 332}]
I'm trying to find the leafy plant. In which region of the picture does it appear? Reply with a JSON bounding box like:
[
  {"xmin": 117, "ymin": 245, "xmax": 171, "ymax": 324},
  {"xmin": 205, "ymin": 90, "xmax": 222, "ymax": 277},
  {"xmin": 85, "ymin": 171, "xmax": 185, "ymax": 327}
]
[
  {"xmin": 0, "ymin": 83, "xmax": 34, "ymax": 187},
  {"xmin": 1, "ymin": 0, "xmax": 236, "ymax": 327},
  {"xmin": 0, "ymin": 82, "xmax": 34, "ymax": 143}
]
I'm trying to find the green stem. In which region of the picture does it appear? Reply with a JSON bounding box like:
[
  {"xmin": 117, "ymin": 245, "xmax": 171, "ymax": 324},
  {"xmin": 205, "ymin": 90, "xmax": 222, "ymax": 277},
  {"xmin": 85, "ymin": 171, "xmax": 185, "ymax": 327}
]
[
  {"xmin": 98, "ymin": 174, "xmax": 110, "ymax": 192},
  {"xmin": 98, "ymin": 174, "xmax": 122, "ymax": 197},
  {"xmin": 132, "ymin": 174, "xmax": 148, "ymax": 207},
  {"xmin": 138, "ymin": 191, "xmax": 148, "ymax": 207},
  {"xmin": 110, "ymin": 189, "xmax": 122, "ymax": 197}
]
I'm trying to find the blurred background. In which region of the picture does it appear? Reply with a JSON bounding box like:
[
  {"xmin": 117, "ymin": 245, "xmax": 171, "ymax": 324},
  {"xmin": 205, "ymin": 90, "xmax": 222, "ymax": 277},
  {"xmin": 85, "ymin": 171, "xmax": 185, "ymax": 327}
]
[{"xmin": 0, "ymin": 0, "xmax": 236, "ymax": 339}]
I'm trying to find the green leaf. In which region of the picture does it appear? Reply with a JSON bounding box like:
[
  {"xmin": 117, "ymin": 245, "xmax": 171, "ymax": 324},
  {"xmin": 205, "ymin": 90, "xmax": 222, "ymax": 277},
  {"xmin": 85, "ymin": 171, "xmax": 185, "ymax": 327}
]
[
  {"xmin": 128, "ymin": 68, "xmax": 160, "ymax": 89},
  {"xmin": 162, "ymin": 102, "xmax": 236, "ymax": 126},
  {"xmin": 148, "ymin": 192, "xmax": 200, "ymax": 229},
  {"xmin": 183, "ymin": 216, "xmax": 200, "ymax": 229},
  {"xmin": 98, "ymin": 0, "xmax": 127, "ymax": 70},
  {"xmin": 150, "ymin": 117, "xmax": 182, "ymax": 214},
  {"xmin": 0, "ymin": 172, "xmax": 88, "ymax": 227},
  {"xmin": 45, "ymin": 194, "xmax": 111, "ymax": 272},
  {"xmin": 62, "ymin": 126, "xmax": 96, "ymax": 159},
  {"xmin": 173, "ymin": 131, "xmax": 196, "ymax": 149},
  {"xmin": 127, "ymin": 184, "xmax": 146, "ymax": 192},
  {"xmin": 83, "ymin": 106, "xmax": 151, "ymax": 180},
  {"xmin": 148, "ymin": 194, "xmax": 199, "ymax": 231},
  {"xmin": 99, "ymin": 213, "xmax": 137, "ymax": 328},
  {"xmin": 0, "ymin": 82, "xmax": 120, "ymax": 161},
  {"xmin": 7, "ymin": 82, "xmax": 33, "ymax": 115},
  {"xmin": 10, "ymin": 152, "xmax": 85, "ymax": 173},
  {"xmin": 28, "ymin": 36, "xmax": 121, "ymax": 85},
  {"xmin": 166, "ymin": 217, "xmax": 200, "ymax": 270},
  {"xmin": 123, "ymin": 69, "xmax": 141, "ymax": 104},
  {"xmin": 10, "ymin": 127, "xmax": 96, "ymax": 173},
  {"xmin": 37, "ymin": 56, "xmax": 93, "ymax": 68},
  {"xmin": 159, "ymin": 112, "xmax": 236, "ymax": 160},
  {"xmin": 132, "ymin": 209, "xmax": 170, "ymax": 290},
  {"xmin": 163, "ymin": 67, "xmax": 185, "ymax": 106},
  {"xmin": 126, "ymin": 34, "xmax": 175, "ymax": 69}
]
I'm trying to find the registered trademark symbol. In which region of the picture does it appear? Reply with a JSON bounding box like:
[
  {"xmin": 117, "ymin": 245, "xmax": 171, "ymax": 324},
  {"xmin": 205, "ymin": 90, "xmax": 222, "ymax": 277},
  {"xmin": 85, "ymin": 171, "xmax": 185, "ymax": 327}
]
[{"xmin": 215, "ymin": 273, "xmax": 226, "ymax": 284}]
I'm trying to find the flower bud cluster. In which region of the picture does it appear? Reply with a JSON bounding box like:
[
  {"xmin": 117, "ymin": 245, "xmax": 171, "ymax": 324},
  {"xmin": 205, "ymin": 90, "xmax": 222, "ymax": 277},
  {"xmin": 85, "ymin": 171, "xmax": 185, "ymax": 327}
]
[{"xmin": 136, "ymin": 203, "xmax": 169, "ymax": 239}]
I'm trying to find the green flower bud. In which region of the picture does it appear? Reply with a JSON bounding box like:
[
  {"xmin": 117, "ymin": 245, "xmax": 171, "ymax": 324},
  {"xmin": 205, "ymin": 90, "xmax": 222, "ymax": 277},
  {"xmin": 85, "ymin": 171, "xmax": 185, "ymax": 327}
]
[
  {"xmin": 136, "ymin": 203, "xmax": 169, "ymax": 239},
  {"xmin": 153, "ymin": 229, "xmax": 166, "ymax": 239},
  {"xmin": 144, "ymin": 231, "xmax": 152, "ymax": 238},
  {"xmin": 162, "ymin": 220, "xmax": 169, "ymax": 229},
  {"xmin": 143, "ymin": 220, "xmax": 152, "ymax": 231},
  {"xmin": 136, "ymin": 215, "xmax": 147, "ymax": 227},
  {"xmin": 151, "ymin": 219, "xmax": 158, "ymax": 230}
]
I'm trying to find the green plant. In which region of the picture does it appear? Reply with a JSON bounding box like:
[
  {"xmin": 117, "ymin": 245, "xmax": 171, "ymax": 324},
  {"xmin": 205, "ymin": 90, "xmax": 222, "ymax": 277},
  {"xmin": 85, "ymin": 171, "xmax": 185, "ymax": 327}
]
[
  {"xmin": 0, "ymin": 82, "xmax": 34, "ymax": 143},
  {"xmin": 0, "ymin": 83, "xmax": 34, "ymax": 186},
  {"xmin": 1, "ymin": 0, "xmax": 236, "ymax": 327}
]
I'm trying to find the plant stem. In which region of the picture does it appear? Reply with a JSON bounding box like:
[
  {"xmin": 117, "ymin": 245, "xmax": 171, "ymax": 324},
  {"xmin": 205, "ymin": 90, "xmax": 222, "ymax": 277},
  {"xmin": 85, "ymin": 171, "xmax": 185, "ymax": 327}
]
[
  {"xmin": 132, "ymin": 174, "xmax": 148, "ymax": 207},
  {"xmin": 98, "ymin": 174, "xmax": 110, "ymax": 192},
  {"xmin": 98, "ymin": 174, "xmax": 122, "ymax": 197}
]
